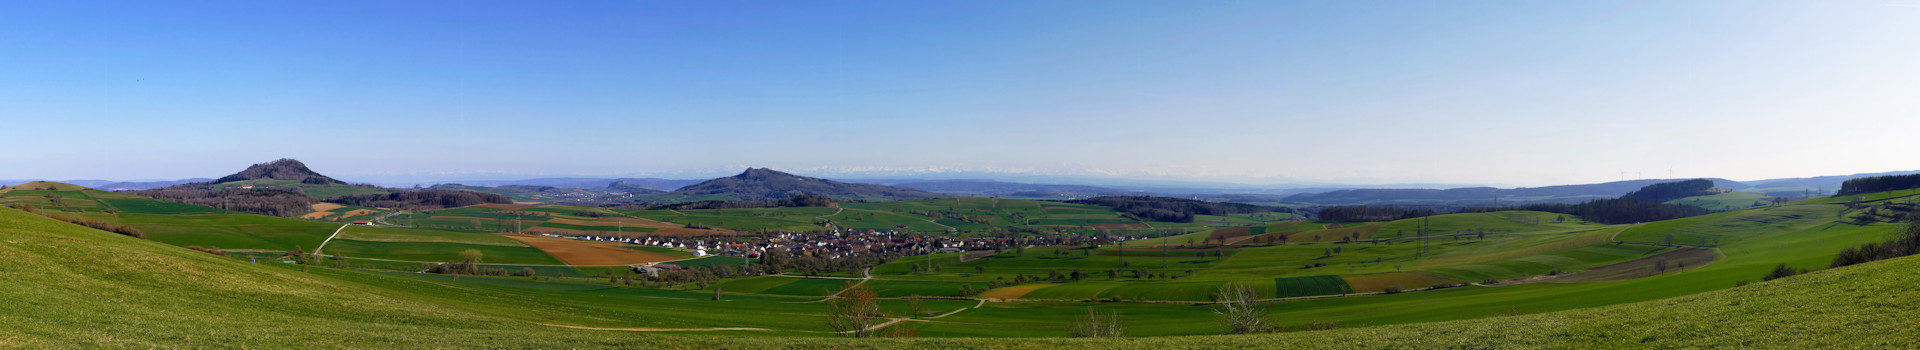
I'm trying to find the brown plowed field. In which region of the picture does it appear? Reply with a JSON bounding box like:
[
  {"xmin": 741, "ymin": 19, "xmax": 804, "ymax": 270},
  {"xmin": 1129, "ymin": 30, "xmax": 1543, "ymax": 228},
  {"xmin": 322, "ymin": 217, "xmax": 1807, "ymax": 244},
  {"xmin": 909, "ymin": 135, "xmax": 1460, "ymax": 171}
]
[{"xmin": 497, "ymin": 232, "xmax": 682, "ymax": 266}]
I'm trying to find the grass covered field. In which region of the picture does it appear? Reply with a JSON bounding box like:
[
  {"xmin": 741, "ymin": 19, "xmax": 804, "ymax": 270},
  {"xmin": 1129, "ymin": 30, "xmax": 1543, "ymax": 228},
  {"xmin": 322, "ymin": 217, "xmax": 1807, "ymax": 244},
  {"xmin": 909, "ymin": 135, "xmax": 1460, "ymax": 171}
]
[
  {"xmin": 1668, "ymin": 191, "xmax": 1774, "ymax": 211},
  {"xmin": 6, "ymin": 184, "xmax": 1920, "ymax": 347},
  {"xmin": 671, "ymin": 255, "xmax": 751, "ymax": 268},
  {"xmin": 5, "ymin": 180, "xmax": 1917, "ymax": 346},
  {"xmin": 536, "ymin": 222, "xmax": 660, "ymax": 233}
]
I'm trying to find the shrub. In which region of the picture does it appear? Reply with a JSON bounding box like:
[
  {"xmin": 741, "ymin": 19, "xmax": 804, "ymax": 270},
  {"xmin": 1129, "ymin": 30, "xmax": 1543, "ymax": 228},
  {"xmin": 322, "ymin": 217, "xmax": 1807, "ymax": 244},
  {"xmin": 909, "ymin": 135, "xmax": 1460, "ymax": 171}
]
[{"xmin": 1762, "ymin": 264, "xmax": 1803, "ymax": 281}]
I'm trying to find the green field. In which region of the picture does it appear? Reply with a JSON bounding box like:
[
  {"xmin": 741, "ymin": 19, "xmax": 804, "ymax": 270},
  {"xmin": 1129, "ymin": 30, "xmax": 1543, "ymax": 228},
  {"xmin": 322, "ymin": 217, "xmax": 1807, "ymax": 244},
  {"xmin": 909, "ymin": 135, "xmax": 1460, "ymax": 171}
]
[
  {"xmin": 536, "ymin": 222, "xmax": 660, "ymax": 233},
  {"xmin": 672, "ymin": 255, "xmax": 750, "ymax": 268},
  {"xmin": 7, "ymin": 181, "xmax": 1920, "ymax": 347},
  {"xmin": 1668, "ymin": 191, "xmax": 1775, "ymax": 211},
  {"xmin": 3, "ymin": 180, "xmax": 1917, "ymax": 345},
  {"xmin": 323, "ymin": 226, "xmax": 566, "ymax": 265}
]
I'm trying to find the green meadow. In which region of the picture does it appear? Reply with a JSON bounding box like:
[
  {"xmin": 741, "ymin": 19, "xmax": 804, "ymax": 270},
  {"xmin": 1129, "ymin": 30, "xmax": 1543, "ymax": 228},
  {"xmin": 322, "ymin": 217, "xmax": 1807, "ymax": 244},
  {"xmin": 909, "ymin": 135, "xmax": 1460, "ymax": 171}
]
[{"xmin": 2, "ymin": 179, "xmax": 1916, "ymax": 347}]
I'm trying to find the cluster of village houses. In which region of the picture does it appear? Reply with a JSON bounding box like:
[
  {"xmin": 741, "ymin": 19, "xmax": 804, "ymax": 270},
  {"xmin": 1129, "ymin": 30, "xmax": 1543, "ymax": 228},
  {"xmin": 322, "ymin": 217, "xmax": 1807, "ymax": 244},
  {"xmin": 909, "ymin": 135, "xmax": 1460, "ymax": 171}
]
[{"xmin": 539, "ymin": 228, "xmax": 1140, "ymax": 267}]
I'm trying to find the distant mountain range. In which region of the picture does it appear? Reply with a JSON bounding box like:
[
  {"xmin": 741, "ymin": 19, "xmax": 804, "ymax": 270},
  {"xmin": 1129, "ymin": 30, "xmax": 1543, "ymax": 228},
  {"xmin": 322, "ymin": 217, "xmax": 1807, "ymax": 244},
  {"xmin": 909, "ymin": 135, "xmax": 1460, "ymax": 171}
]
[{"xmin": 1744, "ymin": 170, "xmax": 1920, "ymax": 193}]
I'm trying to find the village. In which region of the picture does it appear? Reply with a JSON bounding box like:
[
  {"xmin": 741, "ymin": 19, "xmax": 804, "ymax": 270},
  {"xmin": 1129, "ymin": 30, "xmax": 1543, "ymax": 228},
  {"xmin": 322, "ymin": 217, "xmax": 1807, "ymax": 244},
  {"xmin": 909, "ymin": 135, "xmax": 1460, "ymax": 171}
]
[{"xmin": 537, "ymin": 227, "xmax": 1142, "ymax": 274}]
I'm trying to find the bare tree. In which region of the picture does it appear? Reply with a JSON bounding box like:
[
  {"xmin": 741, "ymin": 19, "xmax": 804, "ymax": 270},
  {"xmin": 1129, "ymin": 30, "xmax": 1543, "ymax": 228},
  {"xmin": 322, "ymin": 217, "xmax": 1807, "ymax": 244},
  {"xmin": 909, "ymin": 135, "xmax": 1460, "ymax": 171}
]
[
  {"xmin": 1214, "ymin": 283, "xmax": 1270, "ymax": 334},
  {"xmin": 458, "ymin": 249, "xmax": 484, "ymax": 274},
  {"xmin": 1069, "ymin": 307, "xmax": 1125, "ymax": 338},
  {"xmin": 826, "ymin": 282, "xmax": 883, "ymax": 337}
]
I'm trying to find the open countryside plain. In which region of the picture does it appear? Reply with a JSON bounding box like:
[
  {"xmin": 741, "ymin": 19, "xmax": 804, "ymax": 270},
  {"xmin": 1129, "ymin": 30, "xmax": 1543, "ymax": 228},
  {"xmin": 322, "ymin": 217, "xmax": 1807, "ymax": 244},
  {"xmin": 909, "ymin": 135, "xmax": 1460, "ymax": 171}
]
[{"xmin": 6, "ymin": 179, "xmax": 1914, "ymax": 341}]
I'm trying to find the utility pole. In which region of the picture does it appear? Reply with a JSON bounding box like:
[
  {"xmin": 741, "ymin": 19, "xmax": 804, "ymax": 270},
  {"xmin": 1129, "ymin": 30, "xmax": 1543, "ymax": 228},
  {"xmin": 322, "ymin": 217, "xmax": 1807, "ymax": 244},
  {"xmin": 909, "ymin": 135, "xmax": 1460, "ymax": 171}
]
[
  {"xmin": 1417, "ymin": 216, "xmax": 1429, "ymax": 258},
  {"xmin": 1162, "ymin": 237, "xmax": 1170, "ymax": 268}
]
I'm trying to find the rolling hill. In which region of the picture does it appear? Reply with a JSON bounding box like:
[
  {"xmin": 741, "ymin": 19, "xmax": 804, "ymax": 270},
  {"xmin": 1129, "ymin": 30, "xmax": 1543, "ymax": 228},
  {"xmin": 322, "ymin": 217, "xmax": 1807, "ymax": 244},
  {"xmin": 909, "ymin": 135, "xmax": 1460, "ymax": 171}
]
[
  {"xmin": 1284, "ymin": 178, "xmax": 1750, "ymax": 206},
  {"xmin": 149, "ymin": 159, "xmax": 388, "ymax": 201},
  {"xmin": 606, "ymin": 180, "xmax": 669, "ymax": 193},
  {"xmin": 1745, "ymin": 169, "xmax": 1920, "ymax": 193},
  {"xmin": 649, "ymin": 168, "xmax": 945, "ymax": 202},
  {"xmin": 0, "ymin": 178, "xmax": 210, "ymax": 190},
  {"xmin": 212, "ymin": 158, "xmax": 344, "ymax": 184},
  {"xmin": 4, "ymin": 200, "xmax": 1919, "ymax": 347},
  {"xmin": 425, "ymin": 177, "xmax": 704, "ymax": 191},
  {"xmin": 870, "ymin": 179, "xmax": 1141, "ymax": 199}
]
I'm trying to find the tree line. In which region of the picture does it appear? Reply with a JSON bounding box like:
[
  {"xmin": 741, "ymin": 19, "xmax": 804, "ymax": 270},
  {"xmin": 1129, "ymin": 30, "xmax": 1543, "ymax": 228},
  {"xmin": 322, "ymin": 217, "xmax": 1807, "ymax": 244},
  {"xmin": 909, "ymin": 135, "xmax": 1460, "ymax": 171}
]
[
  {"xmin": 1621, "ymin": 179, "xmax": 1717, "ymax": 203},
  {"xmin": 1317, "ymin": 205, "xmax": 1438, "ymax": 222},
  {"xmin": 327, "ymin": 190, "xmax": 511, "ymax": 210},
  {"xmin": 1839, "ymin": 174, "xmax": 1920, "ymax": 196},
  {"xmin": 131, "ymin": 187, "xmax": 314, "ymax": 217},
  {"xmin": 1479, "ymin": 198, "xmax": 1710, "ymax": 225}
]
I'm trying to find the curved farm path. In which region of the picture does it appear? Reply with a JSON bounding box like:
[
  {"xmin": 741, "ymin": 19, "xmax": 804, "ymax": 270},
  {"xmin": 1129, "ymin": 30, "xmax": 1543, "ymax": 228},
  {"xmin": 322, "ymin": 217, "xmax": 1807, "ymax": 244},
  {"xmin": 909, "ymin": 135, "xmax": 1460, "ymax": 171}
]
[
  {"xmin": 785, "ymin": 268, "xmax": 874, "ymax": 304},
  {"xmin": 310, "ymin": 223, "xmax": 354, "ymax": 256},
  {"xmin": 839, "ymin": 298, "xmax": 989, "ymax": 334},
  {"xmin": 815, "ymin": 207, "xmax": 844, "ymax": 219},
  {"xmin": 821, "ymin": 268, "xmax": 874, "ymax": 298},
  {"xmin": 538, "ymin": 323, "xmax": 769, "ymax": 332}
]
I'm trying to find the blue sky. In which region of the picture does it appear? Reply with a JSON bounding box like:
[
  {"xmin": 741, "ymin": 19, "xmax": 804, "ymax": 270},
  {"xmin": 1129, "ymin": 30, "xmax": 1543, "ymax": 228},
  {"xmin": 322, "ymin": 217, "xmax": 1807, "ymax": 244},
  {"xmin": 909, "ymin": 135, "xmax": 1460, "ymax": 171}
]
[{"xmin": 1, "ymin": 1, "xmax": 1917, "ymax": 186}]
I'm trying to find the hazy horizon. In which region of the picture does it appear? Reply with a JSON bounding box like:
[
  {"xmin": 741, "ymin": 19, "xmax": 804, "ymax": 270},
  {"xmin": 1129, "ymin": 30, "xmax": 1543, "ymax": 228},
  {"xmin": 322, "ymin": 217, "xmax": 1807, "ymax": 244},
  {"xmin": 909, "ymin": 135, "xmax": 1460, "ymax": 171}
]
[
  {"xmin": 4, "ymin": 1, "xmax": 1917, "ymax": 186},
  {"xmin": 7, "ymin": 159, "xmax": 1914, "ymax": 191}
]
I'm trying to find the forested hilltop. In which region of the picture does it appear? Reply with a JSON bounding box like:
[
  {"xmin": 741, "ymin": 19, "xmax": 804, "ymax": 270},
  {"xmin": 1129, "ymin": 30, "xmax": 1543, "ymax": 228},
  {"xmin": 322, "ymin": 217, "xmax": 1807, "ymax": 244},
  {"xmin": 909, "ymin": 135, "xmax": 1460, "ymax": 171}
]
[
  {"xmin": 1069, "ymin": 196, "xmax": 1301, "ymax": 222},
  {"xmin": 1840, "ymin": 173, "xmax": 1920, "ymax": 195},
  {"xmin": 646, "ymin": 168, "xmax": 944, "ymax": 202},
  {"xmin": 133, "ymin": 159, "xmax": 509, "ymax": 217}
]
